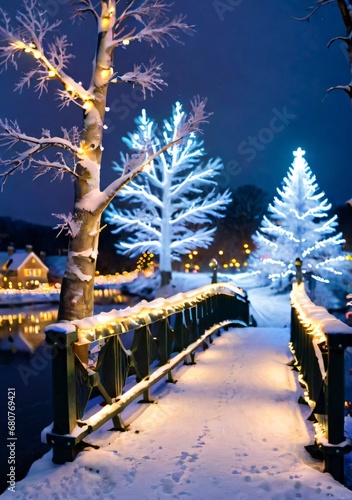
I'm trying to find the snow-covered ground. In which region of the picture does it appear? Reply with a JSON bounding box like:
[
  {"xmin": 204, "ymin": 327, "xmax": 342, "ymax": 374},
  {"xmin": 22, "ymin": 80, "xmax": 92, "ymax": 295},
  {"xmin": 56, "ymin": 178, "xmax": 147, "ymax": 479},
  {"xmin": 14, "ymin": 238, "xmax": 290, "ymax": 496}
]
[{"xmin": 3, "ymin": 272, "xmax": 352, "ymax": 499}]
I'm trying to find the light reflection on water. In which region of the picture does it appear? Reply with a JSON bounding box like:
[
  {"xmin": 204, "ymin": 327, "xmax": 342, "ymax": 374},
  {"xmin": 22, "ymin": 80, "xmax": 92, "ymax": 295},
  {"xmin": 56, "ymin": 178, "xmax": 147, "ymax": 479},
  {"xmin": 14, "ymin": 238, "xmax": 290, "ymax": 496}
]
[
  {"xmin": 0, "ymin": 295, "xmax": 130, "ymax": 493},
  {"xmin": 0, "ymin": 288, "xmax": 127, "ymax": 352},
  {"xmin": 0, "ymin": 304, "xmax": 58, "ymax": 352}
]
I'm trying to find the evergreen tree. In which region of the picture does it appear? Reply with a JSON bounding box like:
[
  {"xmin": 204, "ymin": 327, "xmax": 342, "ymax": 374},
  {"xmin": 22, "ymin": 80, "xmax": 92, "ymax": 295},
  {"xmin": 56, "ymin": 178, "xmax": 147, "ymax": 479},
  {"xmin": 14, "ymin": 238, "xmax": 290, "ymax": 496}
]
[
  {"xmin": 105, "ymin": 102, "xmax": 231, "ymax": 285},
  {"xmin": 250, "ymin": 147, "xmax": 347, "ymax": 292}
]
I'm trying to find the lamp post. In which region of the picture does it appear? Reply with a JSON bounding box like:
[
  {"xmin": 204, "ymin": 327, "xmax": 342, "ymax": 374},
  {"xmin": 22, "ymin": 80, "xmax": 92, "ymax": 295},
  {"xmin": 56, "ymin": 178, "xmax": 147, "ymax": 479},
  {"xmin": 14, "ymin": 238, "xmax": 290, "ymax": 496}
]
[
  {"xmin": 209, "ymin": 258, "xmax": 218, "ymax": 284},
  {"xmin": 295, "ymin": 257, "xmax": 302, "ymax": 285}
]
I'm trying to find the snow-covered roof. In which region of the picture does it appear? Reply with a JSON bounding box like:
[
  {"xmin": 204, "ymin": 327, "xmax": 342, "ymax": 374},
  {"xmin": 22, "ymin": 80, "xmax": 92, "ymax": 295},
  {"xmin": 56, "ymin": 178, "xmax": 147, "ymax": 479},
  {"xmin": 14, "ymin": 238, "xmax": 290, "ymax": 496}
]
[{"xmin": 0, "ymin": 251, "xmax": 48, "ymax": 272}]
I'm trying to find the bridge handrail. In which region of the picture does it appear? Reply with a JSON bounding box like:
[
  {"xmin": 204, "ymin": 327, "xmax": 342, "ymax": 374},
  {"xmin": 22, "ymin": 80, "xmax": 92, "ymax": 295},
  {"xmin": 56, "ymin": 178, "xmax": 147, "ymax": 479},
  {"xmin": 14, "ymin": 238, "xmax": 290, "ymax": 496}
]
[
  {"xmin": 43, "ymin": 282, "xmax": 250, "ymax": 464},
  {"xmin": 71, "ymin": 282, "xmax": 248, "ymax": 342},
  {"xmin": 290, "ymin": 281, "xmax": 352, "ymax": 485}
]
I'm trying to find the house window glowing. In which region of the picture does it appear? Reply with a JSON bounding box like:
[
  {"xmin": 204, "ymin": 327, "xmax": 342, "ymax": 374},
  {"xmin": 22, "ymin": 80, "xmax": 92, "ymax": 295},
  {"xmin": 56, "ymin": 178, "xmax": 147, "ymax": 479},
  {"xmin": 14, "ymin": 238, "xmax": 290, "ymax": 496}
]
[{"xmin": 24, "ymin": 269, "xmax": 42, "ymax": 277}]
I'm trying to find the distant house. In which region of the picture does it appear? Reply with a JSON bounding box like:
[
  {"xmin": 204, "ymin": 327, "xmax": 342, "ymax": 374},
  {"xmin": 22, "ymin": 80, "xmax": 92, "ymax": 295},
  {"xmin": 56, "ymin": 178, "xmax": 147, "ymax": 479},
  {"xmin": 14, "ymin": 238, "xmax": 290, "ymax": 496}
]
[{"xmin": 0, "ymin": 246, "xmax": 49, "ymax": 289}]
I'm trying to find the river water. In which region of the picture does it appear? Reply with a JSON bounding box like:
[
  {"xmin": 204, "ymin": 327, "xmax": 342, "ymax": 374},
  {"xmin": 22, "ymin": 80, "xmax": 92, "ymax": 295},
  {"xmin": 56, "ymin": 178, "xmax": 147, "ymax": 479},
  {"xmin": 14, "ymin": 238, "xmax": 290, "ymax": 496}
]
[{"xmin": 0, "ymin": 297, "xmax": 127, "ymax": 494}]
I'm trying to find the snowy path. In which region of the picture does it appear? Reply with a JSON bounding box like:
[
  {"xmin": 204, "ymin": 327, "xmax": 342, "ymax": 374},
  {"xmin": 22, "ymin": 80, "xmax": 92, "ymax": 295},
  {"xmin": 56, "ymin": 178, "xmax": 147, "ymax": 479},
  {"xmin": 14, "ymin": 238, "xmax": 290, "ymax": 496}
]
[{"xmin": 6, "ymin": 326, "xmax": 352, "ymax": 499}]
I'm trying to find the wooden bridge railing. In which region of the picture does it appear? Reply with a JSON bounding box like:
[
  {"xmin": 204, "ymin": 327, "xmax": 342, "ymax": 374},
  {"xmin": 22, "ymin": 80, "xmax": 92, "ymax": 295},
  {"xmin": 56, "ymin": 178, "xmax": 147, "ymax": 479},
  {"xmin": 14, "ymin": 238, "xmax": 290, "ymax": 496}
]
[
  {"xmin": 290, "ymin": 281, "xmax": 352, "ymax": 485},
  {"xmin": 43, "ymin": 282, "xmax": 250, "ymax": 464}
]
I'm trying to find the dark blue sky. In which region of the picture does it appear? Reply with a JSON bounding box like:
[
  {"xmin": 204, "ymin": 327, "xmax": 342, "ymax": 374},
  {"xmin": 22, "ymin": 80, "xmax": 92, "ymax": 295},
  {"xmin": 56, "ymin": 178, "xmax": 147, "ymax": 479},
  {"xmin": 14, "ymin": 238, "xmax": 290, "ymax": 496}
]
[{"xmin": 0, "ymin": 1, "xmax": 350, "ymax": 226}]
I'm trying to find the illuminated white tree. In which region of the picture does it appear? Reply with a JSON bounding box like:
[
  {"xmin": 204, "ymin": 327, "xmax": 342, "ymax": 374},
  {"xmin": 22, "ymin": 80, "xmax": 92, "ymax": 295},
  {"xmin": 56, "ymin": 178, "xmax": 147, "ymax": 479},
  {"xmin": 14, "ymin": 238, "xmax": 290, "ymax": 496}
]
[
  {"xmin": 105, "ymin": 102, "xmax": 232, "ymax": 285},
  {"xmin": 250, "ymin": 147, "xmax": 346, "ymax": 290},
  {"xmin": 0, "ymin": 0, "xmax": 208, "ymax": 320}
]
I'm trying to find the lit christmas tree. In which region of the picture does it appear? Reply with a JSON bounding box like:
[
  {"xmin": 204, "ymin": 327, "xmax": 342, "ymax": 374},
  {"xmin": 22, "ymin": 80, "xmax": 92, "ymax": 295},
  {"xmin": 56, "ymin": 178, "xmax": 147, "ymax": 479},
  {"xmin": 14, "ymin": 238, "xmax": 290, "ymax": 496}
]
[
  {"xmin": 250, "ymin": 147, "xmax": 347, "ymax": 294},
  {"xmin": 105, "ymin": 102, "xmax": 231, "ymax": 285}
]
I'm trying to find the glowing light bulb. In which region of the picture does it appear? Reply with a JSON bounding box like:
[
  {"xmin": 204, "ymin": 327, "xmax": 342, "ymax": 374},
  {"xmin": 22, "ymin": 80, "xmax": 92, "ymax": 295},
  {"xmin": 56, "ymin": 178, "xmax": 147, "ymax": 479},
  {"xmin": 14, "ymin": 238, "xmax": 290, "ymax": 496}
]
[
  {"xmin": 101, "ymin": 68, "xmax": 111, "ymax": 80},
  {"xmin": 83, "ymin": 100, "xmax": 94, "ymax": 112},
  {"xmin": 33, "ymin": 50, "xmax": 41, "ymax": 59},
  {"xmin": 122, "ymin": 39, "xmax": 130, "ymax": 46},
  {"xmin": 101, "ymin": 17, "xmax": 110, "ymax": 30},
  {"xmin": 48, "ymin": 70, "xmax": 56, "ymax": 78}
]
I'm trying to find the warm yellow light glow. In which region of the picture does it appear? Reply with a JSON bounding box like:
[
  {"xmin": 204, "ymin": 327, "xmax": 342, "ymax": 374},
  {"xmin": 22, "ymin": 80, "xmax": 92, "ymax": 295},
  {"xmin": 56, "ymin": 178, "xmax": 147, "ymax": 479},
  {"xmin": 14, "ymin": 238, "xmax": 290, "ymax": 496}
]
[
  {"xmin": 235, "ymin": 262, "xmax": 240, "ymax": 268},
  {"xmin": 101, "ymin": 68, "xmax": 112, "ymax": 80},
  {"xmin": 243, "ymin": 262, "xmax": 248, "ymax": 267},
  {"xmin": 223, "ymin": 264, "xmax": 229, "ymax": 268},
  {"xmin": 231, "ymin": 258, "xmax": 237, "ymax": 263},
  {"xmin": 244, "ymin": 243, "xmax": 249, "ymax": 248},
  {"xmin": 101, "ymin": 17, "xmax": 110, "ymax": 30},
  {"xmin": 193, "ymin": 251, "xmax": 198, "ymax": 255},
  {"xmin": 33, "ymin": 50, "xmax": 41, "ymax": 59},
  {"xmin": 245, "ymin": 249, "xmax": 251, "ymax": 254},
  {"xmin": 194, "ymin": 265, "xmax": 200, "ymax": 270},
  {"xmin": 185, "ymin": 263, "xmax": 190, "ymax": 268},
  {"xmin": 122, "ymin": 39, "xmax": 130, "ymax": 46},
  {"xmin": 48, "ymin": 70, "xmax": 56, "ymax": 78},
  {"xmin": 188, "ymin": 254, "xmax": 193, "ymax": 260},
  {"xmin": 84, "ymin": 100, "xmax": 94, "ymax": 112},
  {"xmin": 218, "ymin": 250, "xmax": 224, "ymax": 256}
]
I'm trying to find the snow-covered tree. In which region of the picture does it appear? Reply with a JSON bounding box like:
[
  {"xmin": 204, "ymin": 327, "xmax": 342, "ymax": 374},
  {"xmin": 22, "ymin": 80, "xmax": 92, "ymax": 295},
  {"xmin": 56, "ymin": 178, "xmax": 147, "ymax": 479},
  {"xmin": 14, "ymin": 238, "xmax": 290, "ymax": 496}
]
[
  {"xmin": 105, "ymin": 102, "xmax": 232, "ymax": 285},
  {"xmin": 0, "ymin": 1, "xmax": 208, "ymax": 320},
  {"xmin": 250, "ymin": 147, "xmax": 347, "ymax": 291}
]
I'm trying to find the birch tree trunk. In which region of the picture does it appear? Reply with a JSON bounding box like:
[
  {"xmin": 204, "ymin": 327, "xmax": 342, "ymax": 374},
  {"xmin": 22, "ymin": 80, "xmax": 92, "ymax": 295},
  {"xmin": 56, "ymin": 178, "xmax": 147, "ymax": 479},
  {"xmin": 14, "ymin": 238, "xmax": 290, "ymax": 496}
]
[{"xmin": 58, "ymin": 2, "xmax": 113, "ymax": 321}]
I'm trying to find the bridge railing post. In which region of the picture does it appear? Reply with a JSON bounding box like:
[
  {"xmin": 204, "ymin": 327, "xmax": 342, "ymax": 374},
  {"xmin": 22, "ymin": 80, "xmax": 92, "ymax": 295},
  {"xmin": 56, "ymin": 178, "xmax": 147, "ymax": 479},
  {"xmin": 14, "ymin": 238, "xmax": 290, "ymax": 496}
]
[
  {"xmin": 45, "ymin": 324, "xmax": 78, "ymax": 464},
  {"xmin": 324, "ymin": 334, "xmax": 347, "ymax": 483}
]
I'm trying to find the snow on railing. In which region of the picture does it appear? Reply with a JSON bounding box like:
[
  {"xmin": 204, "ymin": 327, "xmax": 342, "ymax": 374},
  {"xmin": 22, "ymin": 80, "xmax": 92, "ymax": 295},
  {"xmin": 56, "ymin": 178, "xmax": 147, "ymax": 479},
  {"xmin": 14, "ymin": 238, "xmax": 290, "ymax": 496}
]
[
  {"xmin": 290, "ymin": 281, "xmax": 352, "ymax": 485},
  {"xmin": 72, "ymin": 282, "xmax": 247, "ymax": 343}
]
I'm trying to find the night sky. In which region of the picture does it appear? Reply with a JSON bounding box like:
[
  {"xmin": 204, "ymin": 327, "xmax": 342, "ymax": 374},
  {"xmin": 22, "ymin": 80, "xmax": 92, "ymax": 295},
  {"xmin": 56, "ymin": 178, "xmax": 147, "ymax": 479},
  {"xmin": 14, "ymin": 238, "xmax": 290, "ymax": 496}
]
[{"xmin": 0, "ymin": 1, "xmax": 350, "ymax": 226}]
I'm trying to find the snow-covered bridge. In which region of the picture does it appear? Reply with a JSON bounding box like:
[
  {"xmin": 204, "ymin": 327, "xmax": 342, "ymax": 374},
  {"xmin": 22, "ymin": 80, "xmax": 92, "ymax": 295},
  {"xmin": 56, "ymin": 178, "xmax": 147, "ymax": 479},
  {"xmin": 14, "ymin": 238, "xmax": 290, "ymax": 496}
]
[{"xmin": 6, "ymin": 277, "xmax": 352, "ymax": 499}]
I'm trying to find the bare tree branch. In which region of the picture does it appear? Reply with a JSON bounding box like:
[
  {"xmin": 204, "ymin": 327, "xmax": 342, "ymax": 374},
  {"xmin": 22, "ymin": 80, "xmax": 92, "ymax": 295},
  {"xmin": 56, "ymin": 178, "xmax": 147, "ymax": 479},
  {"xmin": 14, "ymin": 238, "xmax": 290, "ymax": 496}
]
[
  {"xmin": 0, "ymin": 120, "xmax": 81, "ymax": 187},
  {"xmin": 292, "ymin": 0, "xmax": 335, "ymax": 21},
  {"xmin": 114, "ymin": 59, "xmax": 166, "ymax": 97},
  {"xmin": 114, "ymin": 0, "xmax": 192, "ymax": 47},
  {"xmin": 297, "ymin": 1, "xmax": 352, "ymax": 100},
  {"xmin": 0, "ymin": 0, "xmax": 93, "ymax": 103},
  {"xmin": 71, "ymin": 0, "xmax": 100, "ymax": 23}
]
